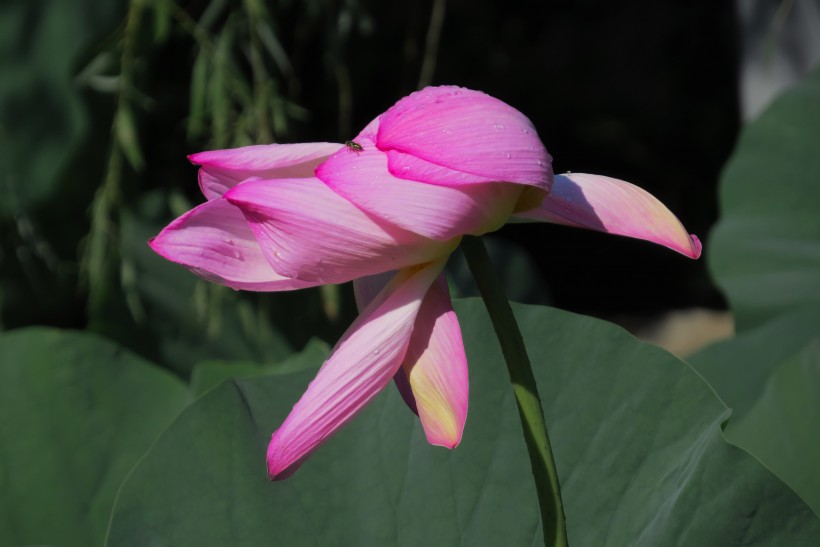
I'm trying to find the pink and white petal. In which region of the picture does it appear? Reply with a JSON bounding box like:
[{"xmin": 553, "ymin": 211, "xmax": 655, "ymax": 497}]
[
  {"xmin": 385, "ymin": 150, "xmax": 500, "ymax": 185},
  {"xmin": 353, "ymin": 272, "xmax": 420, "ymax": 415},
  {"xmin": 267, "ymin": 259, "xmax": 446, "ymax": 479},
  {"xmin": 189, "ymin": 142, "xmax": 342, "ymax": 200},
  {"xmin": 400, "ymin": 274, "xmax": 468, "ymax": 448},
  {"xmin": 316, "ymin": 139, "xmax": 523, "ymax": 240},
  {"xmin": 148, "ymin": 198, "xmax": 319, "ymax": 291},
  {"xmin": 225, "ymin": 178, "xmax": 459, "ymax": 284},
  {"xmin": 514, "ymin": 173, "xmax": 702, "ymax": 259},
  {"xmin": 376, "ymin": 86, "xmax": 552, "ymax": 190}
]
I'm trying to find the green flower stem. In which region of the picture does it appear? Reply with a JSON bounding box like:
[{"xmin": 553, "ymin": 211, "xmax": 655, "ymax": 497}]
[{"xmin": 461, "ymin": 235, "xmax": 568, "ymax": 547}]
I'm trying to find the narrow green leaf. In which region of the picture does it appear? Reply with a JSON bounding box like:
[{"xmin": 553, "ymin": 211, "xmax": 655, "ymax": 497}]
[
  {"xmin": 115, "ymin": 106, "xmax": 144, "ymax": 171},
  {"xmin": 187, "ymin": 52, "xmax": 210, "ymax": 140}
]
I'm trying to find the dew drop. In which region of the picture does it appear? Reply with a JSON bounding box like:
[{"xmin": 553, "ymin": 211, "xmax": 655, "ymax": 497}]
[
  {"xmin": 442, "ymin": 128, "xmax": 452, "ymax": 135},
  {"xmin": 494, "ymin": 123, "xmax": 505, "ymax": 130},
  {"xmin": 402, "ymin": 165, "xmax": 410, "ymax": 172},
  {"xmin": 522, "ymin": 128, "xmax": 529, "ymax": 134},
  {"xmin": 504, "ymin": 152, "xmax": 511, "ymax": 159},
  {"xmin": 536, "ymin": 160, "xmax": 543, "ymax": 166},
  {"xmin": 373, "ymin": 349, "xmax": 380, "ymax": 355}
]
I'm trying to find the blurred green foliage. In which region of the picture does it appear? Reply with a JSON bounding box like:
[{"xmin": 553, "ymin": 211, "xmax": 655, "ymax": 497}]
[
  {"xmin": 1, "ymin": 0, "xmax": 371, "ymax": 370},
  {"xmin": 691, "ymin": 64, "xmax": 820, "ymax": 518}
]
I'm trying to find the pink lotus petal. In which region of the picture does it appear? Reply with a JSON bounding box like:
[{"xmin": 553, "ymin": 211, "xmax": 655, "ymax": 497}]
[
  {"xmin": 189, "ymin": 142, "xmax": 341, "ymax": 200},
  {"xmin": 316, "ymin": 138, "xmax": 524, "ymax": 240},
  {"xmin": 148, "ymin": 198, "xmax": 319, "ymax": 291},
  {"xmin": 225, "ymin": 177, "xmax": 459, "ymax": 284},
  {"xmin": 515, "ymin": 173, "xmax": 702, "ymax": 259},
  {"xmin": 401, "ymin": 273, "xmax": 468, "ymax": 447},
  {"xmin": 267, "ymin": 259, "xmax": 446, "ymax": 479},
  {"xmin": 354, "ymin": 272, "xmax": 469, "ymax": 444},
  {"xmin": 353, "ymin": 273, "xmax": 419, "ymax": 415},
  {"xmin": 377, "ymin": 86, "xmax": 552, "ymax": 190},
  {"xmin": 384, "ymin": 149, "xmax": 501, "ymax": 185}
]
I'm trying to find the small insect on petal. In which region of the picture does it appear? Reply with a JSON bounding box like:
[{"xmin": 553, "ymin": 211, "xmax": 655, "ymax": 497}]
[{"xmin": 345, "ymin": 140, "xmax": 364, "ymax": 154}]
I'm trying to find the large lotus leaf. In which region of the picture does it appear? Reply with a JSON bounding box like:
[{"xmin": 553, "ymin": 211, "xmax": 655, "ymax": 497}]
[
  {"xmin": 691, "ymin": 65, "xmax": 820, "ymax": 519},
  {"xmin": 0, "ymin": 328, "xmax": 191, "ymax": 547},
  {"xmin": 690, "ymin": 305, "xmax": 820, "ymax": 517},
  {"xmin": 106, "ymin": 300, "xmax": 819, "ymax": 546},
  {"xmin": 708, "ymin": 64, "xmax": 820, "ymax": 331},
  {"xmin": 190, "ymin": 337, "xmax": 330, "ymax": 397}
]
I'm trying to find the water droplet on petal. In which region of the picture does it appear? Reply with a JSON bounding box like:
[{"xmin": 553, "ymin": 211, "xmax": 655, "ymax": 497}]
[
  {"xmin": 494, "ymin": 123, "xmax": 505, "ymax": 130},
  {"xmin": 522, "ymin": 128, "xmax": 529, "ymax": 134},
  {"xmin": 373, "ymin": 349, "xmax": 380, "ymax": 355},
  {"xmin": 536, "ymin": 160, "xmax": 543, "ymax": 166},
  {"xmin": 504, "ymin": 152, "xmax": 511, "ymax": 159}
]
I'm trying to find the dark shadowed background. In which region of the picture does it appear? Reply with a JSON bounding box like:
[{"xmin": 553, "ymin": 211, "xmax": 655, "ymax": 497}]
[{"xmin": 2, "ymin": 0, "xmax": 818, "ymax": 368}]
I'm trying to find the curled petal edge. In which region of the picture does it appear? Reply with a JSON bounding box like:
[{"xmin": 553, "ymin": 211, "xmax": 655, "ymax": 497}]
[{"xmin": 513, "ymin": 173, "xmax": 702, "ymax": 259}]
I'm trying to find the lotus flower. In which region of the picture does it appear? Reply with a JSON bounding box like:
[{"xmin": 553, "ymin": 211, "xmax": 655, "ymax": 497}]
[{"xmin": 150, "ymin": 86, "xmax": 701, "ymax": 480}]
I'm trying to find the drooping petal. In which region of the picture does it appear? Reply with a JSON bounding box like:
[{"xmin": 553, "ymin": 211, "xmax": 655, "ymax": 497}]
[
  {"xmin": 225, "ymin": 177, "xmax": 459, "ymax": 284},
  {"xmin": 316, "ymin": 138, "xmax": 524, "ymax": 240},
  {"xmin": 514, "ymin": 173, "xmax": 702, "ymax": 259},
  {"xmin": 376, "ymin": 86, "xmax": 552, "ymax": 191},
  {"xmin": 353, "ymin": 272, "xmax": 419, "ymax": 414},
  {"xmin": 400, "ymin": 273, "xmax": 468, "ymax": 447},
  {"xmin": 267, "ymin": 259, "xmax": 446, "ymax": 479},
  {"xmin": 353, "ymin": 272, "xmax": 469, "ymax": 445},
  {"xmin": 189, "ymin": 142, "xmax": 341, "ymax": 200},
  {"xmin": 148, "ymin": 198, "xmax": 319, "ymax": 291}
]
